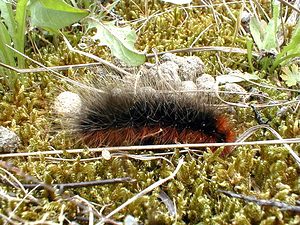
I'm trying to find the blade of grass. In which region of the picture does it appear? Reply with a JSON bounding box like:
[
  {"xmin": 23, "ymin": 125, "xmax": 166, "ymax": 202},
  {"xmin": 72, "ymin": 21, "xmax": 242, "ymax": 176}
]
[
  {"xmin": 262, "ymin": 1, "xmax": 280, "ymax": 51},
  {"xmin": 14, "ymin": 0, "xmax": 28, "ymax": 68},
  {"xmin": 0, "ymin": 0, "xmax": 16, "ymax": 37},
  {"xmin": 0, "ymin": 21, "xmax": 15, "ymax": 66},
  {"xmin": 272, "ymin": 21, "xmax": 300, "ymax": 70},
  {"xmin": 246, "ymin": 38, "xmax": 255, "ymax": 73},
  {"xmin": 0, "ymin": 20, "xmax": 17, "ymax": 89}
]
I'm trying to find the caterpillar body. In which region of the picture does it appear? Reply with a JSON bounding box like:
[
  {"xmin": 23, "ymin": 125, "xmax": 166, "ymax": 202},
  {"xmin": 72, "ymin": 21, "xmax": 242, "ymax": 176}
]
[
  {"xmin": 63, "ymin": 83, "xmax": 234, "ymax": 155},
  {"xmin": 59, "ymin": 55, "xmax": 236, "ymax": 155}
]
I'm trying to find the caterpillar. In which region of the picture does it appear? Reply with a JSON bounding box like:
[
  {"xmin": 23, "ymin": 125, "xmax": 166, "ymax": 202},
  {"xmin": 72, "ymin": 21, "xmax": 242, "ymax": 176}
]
[{"xmin": 58, "ymin": 55, "xmax": 236, "ymax": 155}]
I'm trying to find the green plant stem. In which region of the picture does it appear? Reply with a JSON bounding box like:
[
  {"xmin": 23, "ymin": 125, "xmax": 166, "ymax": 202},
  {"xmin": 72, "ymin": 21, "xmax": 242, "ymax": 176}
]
[
  {"xmin": 0, "ymin": 3, "xmax": 16, "ymax": 89},
  {"xmin": 246, "ymin": 38, "xmax": 255, "ymax": 73},
  {"xmin": 15, "ymin": 0, "xmax": 28, "ymax": 68},
  {"xmin": 272, "ymin": 53, "xmax": 300, "ymax": 71}
]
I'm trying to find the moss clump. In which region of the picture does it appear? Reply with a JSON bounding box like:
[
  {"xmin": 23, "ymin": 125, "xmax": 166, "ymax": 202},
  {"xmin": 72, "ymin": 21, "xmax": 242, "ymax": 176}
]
[{"xmin": 1, "ymin": 0, "xmax": 299, "ymax": 224}]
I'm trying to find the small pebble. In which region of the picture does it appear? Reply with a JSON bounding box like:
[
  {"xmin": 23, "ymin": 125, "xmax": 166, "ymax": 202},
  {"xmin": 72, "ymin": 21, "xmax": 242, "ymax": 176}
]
[
  {"xmin": 0, "ymin": 126, "xmax": 20, "ymax": 153},
  {"xmin": 196, "ymin": 74, "xmax": 216, "ymax": 90},
  {"xmin": 241, "ymin": 11, "xmax": 251, "ymax": 23},
  {"xmin": 224, "ymin": 83, "xmax": 247, "ymax": 94},
  {"xmin": 159, "ymin": 61, "xmax": 181, "ymax": 81},
  {"xmin": 161, "ymin": 53, "xmax": 204, "ymax": 80},
  {"xmin": 54, "ymin": 91, "xmax": 82, "ymax": 116}
]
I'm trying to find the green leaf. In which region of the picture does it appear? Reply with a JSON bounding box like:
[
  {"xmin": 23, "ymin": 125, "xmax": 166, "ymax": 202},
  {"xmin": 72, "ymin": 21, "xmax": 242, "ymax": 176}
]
[
  {"xmin": 272, "ymin": 21, "xmax": 300, "ymax": 69},
  {"xmin": 262, "ymin": 20, "xmax": 277, "ymax": 51},
  {"xmin": 283, "ymin": 22, "xmax": 300, "ymax": 56},
  {"xmin": 96, "ymin": 0, "xmax": 120, "ymax": 19},
  {"xmin": 262, "ymin": 1, "xmax": 280, "ymax": 51},
  {"xmin": 281, "ymin": 64, "xmax": 300, "ymax": 87},
  {"xmin": 14, "ymin": 0, "xmax": 28, "ymax": 68},
  {"xmin": 0, "ymin": 20, "xmax": 15, "ymax": 66},
  {"xmin": 0, "ymin": 0, "xmax": 16, "ymax": 38},
  {"xmin": 249, "ymin": 17, "xmax": 264, "ymax": 50},
  {"xmin": 89, "ymin": 20, "xmax": 145, "ymax": 66},
  {"xmin": 28, "ymin": 0, "xmax": 89, "ymax": 31},
  {"xmin": 250, "ymin": 2, "xmax": 280, "ymax": 51}
]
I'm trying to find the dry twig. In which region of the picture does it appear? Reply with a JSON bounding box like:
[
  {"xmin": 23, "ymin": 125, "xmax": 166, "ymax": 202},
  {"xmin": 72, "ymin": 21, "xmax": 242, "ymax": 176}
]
[
  {"xmin": 0, "ymin": 138, "xmax": 299, "ymax": 158},
  {"xmin": 98, "ymin": 157, "xmax": 184, "ymax": 223},
  {"xmin": 219, "ymin": 190, "xmax": 300, "ymax": 212}
]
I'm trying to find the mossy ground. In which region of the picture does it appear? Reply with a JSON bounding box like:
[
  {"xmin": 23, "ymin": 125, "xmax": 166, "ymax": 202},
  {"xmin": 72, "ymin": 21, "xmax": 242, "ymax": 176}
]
[{"xmin": 0, "ymin": 0, "xmax": 299, "ymax": 224}]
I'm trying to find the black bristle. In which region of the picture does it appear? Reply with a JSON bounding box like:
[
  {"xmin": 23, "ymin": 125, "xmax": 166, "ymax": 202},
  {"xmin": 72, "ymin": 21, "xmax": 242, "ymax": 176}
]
[{"xmin": 77, "ymin": 89, "xmax": 226, "ymax": 143}]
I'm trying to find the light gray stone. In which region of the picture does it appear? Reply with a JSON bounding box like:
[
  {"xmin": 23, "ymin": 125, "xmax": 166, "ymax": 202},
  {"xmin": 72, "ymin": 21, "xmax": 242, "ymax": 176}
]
[
  {"xmin": 196, "ymin": 74, "xmax": 216, "ymax": 90},
  {"xmin": 159, "ymin": 61, "xmax": 181, "ymax": 82},
  {"xmin": 0, "ymin": 126, "xmax": 20, "ymax": 153},
  {"xmin": 54, "ymin": 91, "xmax": 82, "ymax": 116},
  {"xmin": 161, "ymin": 53, "xmax": 204, "ymax": 80}
]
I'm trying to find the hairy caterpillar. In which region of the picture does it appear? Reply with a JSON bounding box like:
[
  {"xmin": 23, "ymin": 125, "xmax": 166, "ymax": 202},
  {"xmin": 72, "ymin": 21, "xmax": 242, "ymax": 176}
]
[{"xmin": 59, "ymin": 55, "xmax": 236, "ymax": 155}]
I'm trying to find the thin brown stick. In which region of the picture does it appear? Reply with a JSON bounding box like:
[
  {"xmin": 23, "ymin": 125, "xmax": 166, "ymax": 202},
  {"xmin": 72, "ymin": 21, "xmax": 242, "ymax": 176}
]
[
  {"xmin": 219, "ymin": 190, "xmax": 300, "ymax": 212},
  {"xmin": 62, "ymin": 35, "xmax": 133, "ymax": 77},
  {"xmin": 277, "ymin": 0, "xmax": 300, "ymax": 13},
  {"xmin": 0, "ymin": 138, "xmax": 299, "ymax": 158},
  {"xmin": 0, "ymin": 61, "xmax": 102, "ymax": 73},
  {"xmin": 18, "ymin": 177, "xmax": 135, "ymax": 190},
  {"xmin": 100, "ymin": 157, "xmax": 184, "ymax": 222},
  {"xmin": 0, "ymin": 160, "xmax": 57, "ymax": 196},
  {"xmin": 5, "ymin": 45, "xmax": 104, "ymax": 93},
  {"xmin": 146, "ymin": 46, "xmax": 260, "ymax": 58},
  {"xmin": 0, "ymin": 46, "xmax": 258, "ymax": 74},
  {"xmin": 233, "ymin": 124, "xmax": 300, "ymax": 167},
  {"xmin": 0, "ymin": 160, "xmax": 134, "ymax": 193}
]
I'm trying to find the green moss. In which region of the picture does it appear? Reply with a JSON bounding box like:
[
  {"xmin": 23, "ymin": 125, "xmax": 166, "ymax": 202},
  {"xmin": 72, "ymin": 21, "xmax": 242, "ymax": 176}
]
[{"xmin": 0, "ymin": 0, "xmax": 299, "ymax": 224}]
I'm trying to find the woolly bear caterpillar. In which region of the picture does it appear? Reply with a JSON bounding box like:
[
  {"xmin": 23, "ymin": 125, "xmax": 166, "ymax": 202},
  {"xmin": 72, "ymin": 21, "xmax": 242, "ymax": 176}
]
[{"xmin": 60, "ymin": 56, "xmax": 236, "ymax": 155}]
